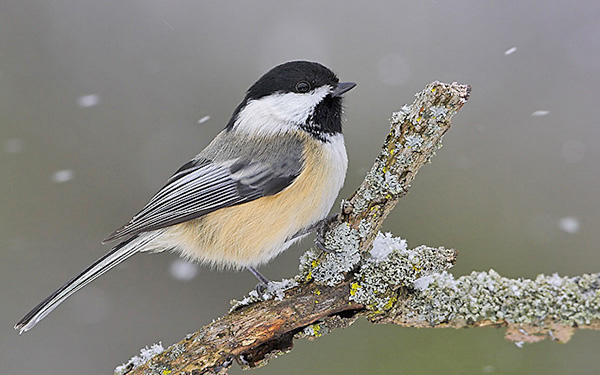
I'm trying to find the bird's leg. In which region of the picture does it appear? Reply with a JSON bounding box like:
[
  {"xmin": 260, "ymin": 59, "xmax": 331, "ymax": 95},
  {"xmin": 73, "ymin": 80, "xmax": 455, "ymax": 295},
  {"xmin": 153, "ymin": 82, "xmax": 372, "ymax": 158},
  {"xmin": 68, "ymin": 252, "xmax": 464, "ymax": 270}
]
[
  {"xmin": 247, "ymin": 266, "xmax": 270, "ymax": 293},
  {"xmin": 287, "ymin": 213, "xmax": 337, "ymax": 242},
  {"xmin": 288, "ymin": 220, "xmax": 321, "ymax": 240},
  {"xmin": 287, "ymin": 213, "xmax": 339, "ymax": 253}
]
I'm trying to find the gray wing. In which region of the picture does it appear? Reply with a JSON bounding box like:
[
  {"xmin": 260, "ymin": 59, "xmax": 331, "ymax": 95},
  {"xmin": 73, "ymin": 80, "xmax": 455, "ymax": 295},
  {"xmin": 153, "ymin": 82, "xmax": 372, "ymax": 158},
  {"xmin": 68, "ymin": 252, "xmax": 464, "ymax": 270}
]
[{"xmin": 103, "ymin": 156, "xmax": 302, "ymax": 243}]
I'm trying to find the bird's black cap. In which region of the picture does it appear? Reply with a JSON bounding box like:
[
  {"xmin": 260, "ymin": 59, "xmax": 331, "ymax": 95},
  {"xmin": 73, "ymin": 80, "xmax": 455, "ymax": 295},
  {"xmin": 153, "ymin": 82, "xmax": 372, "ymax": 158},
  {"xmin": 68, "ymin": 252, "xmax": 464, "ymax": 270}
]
[{"xmin": 246, "ymin": 61, "xmax": 339, "ymax": 100}]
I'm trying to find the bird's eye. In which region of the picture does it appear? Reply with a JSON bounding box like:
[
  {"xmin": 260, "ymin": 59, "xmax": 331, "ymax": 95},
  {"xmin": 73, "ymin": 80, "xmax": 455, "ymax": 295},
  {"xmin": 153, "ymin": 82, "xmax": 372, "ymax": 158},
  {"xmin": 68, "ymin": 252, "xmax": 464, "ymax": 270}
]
[{"xmin": 295, "ymin": 81, "xmax": 311, "ymax": 93}]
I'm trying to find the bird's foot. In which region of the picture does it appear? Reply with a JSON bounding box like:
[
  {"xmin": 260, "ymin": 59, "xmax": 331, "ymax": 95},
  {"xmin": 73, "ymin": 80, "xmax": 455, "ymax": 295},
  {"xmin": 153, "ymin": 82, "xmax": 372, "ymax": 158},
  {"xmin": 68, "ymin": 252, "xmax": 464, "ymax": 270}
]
[
  {"xmin": 247, "ymin": 266, "xmax": 270, "ymax": 294},
  {"xmin": 314, "ymin": 213, "xmax": 339, "ymax": 253}
]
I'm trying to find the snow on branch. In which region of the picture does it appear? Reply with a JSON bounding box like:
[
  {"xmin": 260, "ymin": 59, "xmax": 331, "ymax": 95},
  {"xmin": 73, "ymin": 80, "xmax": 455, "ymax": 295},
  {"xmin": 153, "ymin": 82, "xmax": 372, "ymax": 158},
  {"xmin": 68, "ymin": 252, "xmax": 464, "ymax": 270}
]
[{"xmin": 116, "ymin": 82, "xmax": 600, "ymax": 375}]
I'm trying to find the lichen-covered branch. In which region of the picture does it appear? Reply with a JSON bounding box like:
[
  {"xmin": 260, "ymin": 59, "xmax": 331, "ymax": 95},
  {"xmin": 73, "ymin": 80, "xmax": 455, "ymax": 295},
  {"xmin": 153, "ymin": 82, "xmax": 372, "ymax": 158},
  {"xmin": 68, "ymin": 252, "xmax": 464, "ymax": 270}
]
[
  {"xmin": 336, "ymin": 81, "xmax": 471, "ymax": 253},
  {"xmin": 385, "ymin": 268, "xmax": 600, "ymax": 344},
  {"xmin": 350, "ymin": 233, "xmax": 600, "ymax": 342},
  {"xmin": 115, "ymin": 82, "xmax": 599, "ymax": 375}
]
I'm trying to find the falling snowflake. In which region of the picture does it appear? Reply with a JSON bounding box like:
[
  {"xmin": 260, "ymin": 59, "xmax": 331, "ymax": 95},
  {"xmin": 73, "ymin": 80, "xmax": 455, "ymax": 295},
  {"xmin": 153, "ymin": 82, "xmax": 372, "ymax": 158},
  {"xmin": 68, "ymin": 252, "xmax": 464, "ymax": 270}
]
[
  {"xmin": 169, "ymin": 259, "xmax": 198, "ymax": 281},
  {"xmin": 558, "ymin": 217, "xmax": 580, "ymax": 234},
  {"xmin": 51, "ymin": 169, "xmax": 74, "ymax": 183},
  {"xmin": 198, "ymin": 115, "xmax": 211, "ymax": 124},
  {"xmin": 77, "ymin": 94, "xmax": 100, "ymax": 108},
  {"xmin": 531, "ymin": 110, "xmax": 550, "ymax": 117}
]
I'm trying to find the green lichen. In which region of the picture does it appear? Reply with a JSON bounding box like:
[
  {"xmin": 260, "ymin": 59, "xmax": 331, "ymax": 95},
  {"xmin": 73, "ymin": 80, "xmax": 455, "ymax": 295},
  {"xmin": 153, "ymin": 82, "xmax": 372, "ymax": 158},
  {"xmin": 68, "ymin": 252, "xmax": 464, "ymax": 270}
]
[
  {"xmin": 408, "ymin": 270, "xmax": 600, "ymax": 326},
  {"xmin": 147, "ymin": 363, "xmax": 172, "ymax": 375},
  {"xmin": 349, "ymin": 232, "xmax": 456, "ymax": 312},
  {"xmin": 307, "ymin": 223, "xmax": 361, "ymax": 286},
  {"xmin": 303, "ymin": 323, "xmax": 327, "ymax": 338}
]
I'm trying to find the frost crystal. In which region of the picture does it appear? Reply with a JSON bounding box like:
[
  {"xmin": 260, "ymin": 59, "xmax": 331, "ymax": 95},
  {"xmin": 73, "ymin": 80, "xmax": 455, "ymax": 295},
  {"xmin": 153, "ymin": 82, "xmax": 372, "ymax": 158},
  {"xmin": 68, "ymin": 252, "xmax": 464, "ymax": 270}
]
[
  {"xmin": 114, "ymin": 342, "xmax": 164, "ymax": 375},
  {"xmin": 265, "ymin": 279, "xmax": 298, "ymax": 300},
  {"xmin": 370, "ymin": 232, "xmax": 406, "ymax": 262},
  {"xmin": 413, "ymin": 275, "xmax": 435, "ymax": 291},
  {"xmin": 229, "ymin": 278, "xmax": 298, "ymax": 311}
]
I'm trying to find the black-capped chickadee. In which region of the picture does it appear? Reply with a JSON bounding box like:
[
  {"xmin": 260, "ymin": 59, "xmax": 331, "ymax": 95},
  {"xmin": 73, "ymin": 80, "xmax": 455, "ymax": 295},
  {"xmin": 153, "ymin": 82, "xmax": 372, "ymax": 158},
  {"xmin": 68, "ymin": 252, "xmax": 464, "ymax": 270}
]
[{"xmin": 15, "ymin": 61, "xmax": 356, "ymax": 333}]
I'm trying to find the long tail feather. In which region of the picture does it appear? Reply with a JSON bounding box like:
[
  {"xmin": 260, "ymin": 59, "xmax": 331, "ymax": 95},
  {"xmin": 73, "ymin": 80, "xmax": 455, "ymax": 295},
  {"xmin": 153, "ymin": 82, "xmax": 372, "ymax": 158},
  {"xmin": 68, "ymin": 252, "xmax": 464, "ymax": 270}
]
[{"xmin": 15, "ymin": 232, "xmax": 161, "ymax": 334}]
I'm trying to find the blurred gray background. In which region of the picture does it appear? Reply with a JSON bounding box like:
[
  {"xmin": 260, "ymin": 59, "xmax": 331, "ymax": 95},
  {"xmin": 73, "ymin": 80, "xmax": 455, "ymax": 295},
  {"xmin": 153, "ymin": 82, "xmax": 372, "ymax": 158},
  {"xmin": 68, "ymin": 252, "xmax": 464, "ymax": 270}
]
[{"xmin": 2, "ymin": 1, "xmax": 600, "ymax": 374}]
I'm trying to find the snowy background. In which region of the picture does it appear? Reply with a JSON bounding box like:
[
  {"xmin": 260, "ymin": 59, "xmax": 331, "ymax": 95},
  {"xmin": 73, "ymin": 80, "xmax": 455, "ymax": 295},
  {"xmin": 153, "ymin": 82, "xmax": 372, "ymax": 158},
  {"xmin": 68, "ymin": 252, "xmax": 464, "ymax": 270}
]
[{"xmin": 2, "ymin": 1, "xmax": 600, "ymax": 374}]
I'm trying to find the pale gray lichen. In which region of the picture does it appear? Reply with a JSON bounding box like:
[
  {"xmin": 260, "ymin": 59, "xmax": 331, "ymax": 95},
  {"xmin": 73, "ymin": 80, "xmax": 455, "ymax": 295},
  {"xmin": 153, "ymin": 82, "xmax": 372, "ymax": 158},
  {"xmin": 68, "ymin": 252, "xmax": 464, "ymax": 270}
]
[
  {"xmin": 114, "ymin": 342, "xmax": 165, "ymax": 375},
  {"xmin": 404, "ymin": 135, "xmax": 424, "ymax": 150},
  {"xmin": 351, "ymin": 160, "xmax": 407, "ymax": 215},
  {"xmin": 350, "ymin": 233, "xmax": 456, "ymax": 311},
  {"xmin": 168, "ymin": 343, "xmax": 186, "ymax": 360},
  {"xmin": 382, "ymin": 171, "xmax": 404, "ymax": 196},
  {"xmin": 389, "ymin": 106, "xmax": 410, "ymax": 130},
  {"xmin": 307, "ymin": 223, "xmax": 361, "ymax": 286},
  {"xmin": 407, "ymin": 270, "xmax": 600, "ymax": 326},
  {"xmin": 396, "ymin": 147, "xmax": 415, "ymax": 169},
  {"xmin": 358, "ymin": 219, "xmax": 371, "ymax": 238},
  {"xmin": 349, "ymin": 195, "xmax": 369, "ymax": 214},
  {"xmin": 424, "ymin": 121, "xmax": 443, "ymax": 137},
  {"xmin": 429, "ymin": 106, "xmax": 448, "ymax": 119},
  {"xmin": 348, "ymin": 139, "xmax": 412, "ymax": 214},
  {"xmin": 399, "ymin": 104, "xmax": 411, "ymax": 116}
]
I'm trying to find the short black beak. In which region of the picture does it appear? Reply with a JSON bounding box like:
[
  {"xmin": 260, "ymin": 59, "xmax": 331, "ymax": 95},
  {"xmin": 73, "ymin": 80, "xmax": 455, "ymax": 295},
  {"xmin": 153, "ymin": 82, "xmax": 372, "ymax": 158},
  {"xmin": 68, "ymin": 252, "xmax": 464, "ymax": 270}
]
[{"xmin": 331, "ymin": 81, "xmax": 356, "ymax": 97}]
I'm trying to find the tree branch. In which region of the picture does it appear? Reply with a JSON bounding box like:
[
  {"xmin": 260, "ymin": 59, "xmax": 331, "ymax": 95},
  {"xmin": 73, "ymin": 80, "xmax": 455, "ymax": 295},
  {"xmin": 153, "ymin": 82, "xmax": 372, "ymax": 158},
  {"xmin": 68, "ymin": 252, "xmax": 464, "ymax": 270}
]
[{"xmin": 115, "ymin": 82, "xmax": 600, "ymax": 375}]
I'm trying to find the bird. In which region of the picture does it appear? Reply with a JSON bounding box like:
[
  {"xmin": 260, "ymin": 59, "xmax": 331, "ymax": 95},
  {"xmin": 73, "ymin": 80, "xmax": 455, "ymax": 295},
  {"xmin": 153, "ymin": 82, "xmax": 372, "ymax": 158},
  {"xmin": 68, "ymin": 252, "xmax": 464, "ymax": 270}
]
[{"xmin": 15, "ymin": 60, "xmax": 356, "ymax": 334}]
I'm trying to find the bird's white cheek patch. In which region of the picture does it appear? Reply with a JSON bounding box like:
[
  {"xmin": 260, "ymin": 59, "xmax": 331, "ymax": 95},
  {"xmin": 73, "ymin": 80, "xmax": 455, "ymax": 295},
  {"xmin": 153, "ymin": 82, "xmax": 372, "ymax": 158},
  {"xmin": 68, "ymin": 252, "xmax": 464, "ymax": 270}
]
[{"xmin": 234, "ymin": 86, "xmax": 331, "ymax": 136}]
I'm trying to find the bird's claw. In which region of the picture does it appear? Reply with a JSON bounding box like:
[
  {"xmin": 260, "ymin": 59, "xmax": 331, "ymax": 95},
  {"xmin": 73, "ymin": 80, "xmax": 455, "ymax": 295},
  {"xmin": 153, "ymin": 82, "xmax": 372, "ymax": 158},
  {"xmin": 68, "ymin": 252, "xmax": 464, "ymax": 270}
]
[
  {"xmin": 314, "ymin": 213, "xmax": 339, "ymax": 253},
  {"xmin": 255, "ymin": 282, "xmax": 268, "ymax": 295}
]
